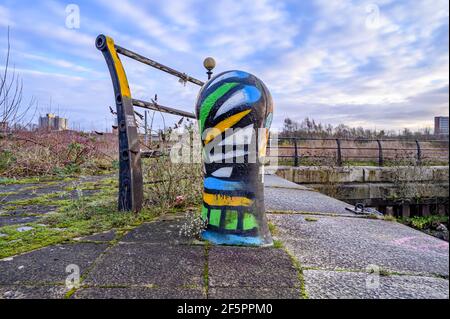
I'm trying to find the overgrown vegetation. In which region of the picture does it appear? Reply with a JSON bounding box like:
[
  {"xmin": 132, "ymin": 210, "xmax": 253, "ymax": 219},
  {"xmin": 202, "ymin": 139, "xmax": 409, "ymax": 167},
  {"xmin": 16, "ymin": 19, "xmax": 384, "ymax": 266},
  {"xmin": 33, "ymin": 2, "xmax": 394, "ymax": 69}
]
[
  {"xmin": 142, "ymin": 156, "xmax": 202, "ymax": 210},
  {"xmin": 0, "ymin": 130, "xmax": 118, "ymax": 178},
  {"xmin": 0, "ymin": 138, "xmax": 204, "ymax": 258},
  {"xmin": 399, "ymin": 215, "xmax": 449, "ymax": 241},
  {"xmin": 400, "ymin": 215, "xmax": 448, "ymax": 230},
  {"xmin": 281, "ymin": 117, "xmax": 448, "ymax": 140},
  {"xmin": 0, "ymin": 177, "xmax": 152, "ymax": 258}
]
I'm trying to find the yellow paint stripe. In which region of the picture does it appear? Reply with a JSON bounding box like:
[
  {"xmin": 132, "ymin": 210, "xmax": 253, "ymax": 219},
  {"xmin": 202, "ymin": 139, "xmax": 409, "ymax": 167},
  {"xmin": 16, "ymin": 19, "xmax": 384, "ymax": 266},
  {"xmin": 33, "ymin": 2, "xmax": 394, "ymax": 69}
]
[
  {"xmin": 203, "ymin": 193, "xmax": 253, "ymax": 207},
  {"xmin": 106, "ymin": 36, "xmax": 131, "ymax": 98},
  {"xmin": 204, "ymin": 109, "xmax": 251, "ymax": 144},
  {"xmin": 259, "ymin": 128, "xmax": 269, "ymax": 157}
]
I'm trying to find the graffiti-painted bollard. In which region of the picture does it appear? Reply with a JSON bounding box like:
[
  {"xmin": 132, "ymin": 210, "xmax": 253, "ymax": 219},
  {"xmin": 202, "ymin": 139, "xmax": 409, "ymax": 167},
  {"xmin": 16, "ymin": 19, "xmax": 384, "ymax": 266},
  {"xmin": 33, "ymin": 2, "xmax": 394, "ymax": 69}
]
[{"xmin": 196, "ymin": 70, "xmax": 274, "ymax": 246}]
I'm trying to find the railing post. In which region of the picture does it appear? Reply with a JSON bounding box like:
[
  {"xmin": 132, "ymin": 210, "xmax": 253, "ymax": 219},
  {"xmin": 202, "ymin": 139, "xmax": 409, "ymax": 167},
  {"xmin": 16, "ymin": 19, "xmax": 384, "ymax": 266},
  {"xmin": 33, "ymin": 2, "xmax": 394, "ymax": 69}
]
[
  {"xmin": 294, "ymin": 138, "xmax": 299, "ymax": 166},
  {"xmin": 336, "ymin": 138, "xmax": 342, "ymax": 166},
  {"xmin": 415, "ymin": 140, "xmax": 422, "ymax": 165},
  {"xmin": 376, "ymin": 139, "xmax": 383, "ymax": 166},
  {"xmin": 144, "ymin": 110, "xmax": 148, "ymax": 145},
  {"xmin": 96, "ymin": 35, "xmax": 143, "ymax": 212}
]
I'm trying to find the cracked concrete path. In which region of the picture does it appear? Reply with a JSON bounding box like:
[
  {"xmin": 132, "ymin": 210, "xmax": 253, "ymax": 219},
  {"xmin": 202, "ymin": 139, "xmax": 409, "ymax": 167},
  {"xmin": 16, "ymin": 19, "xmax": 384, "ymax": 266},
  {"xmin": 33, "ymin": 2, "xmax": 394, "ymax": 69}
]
[
  {"xmin": 0, "ymin": 175, "xmax": 111, "ymax": 227},
  {"xmin": 0, "ymin": 174, "xmax": 448, "ymax": 299},
  {"xmin": 0, "ymin": 217, "xmax": 302, "ymax": 299},
  {"xmin": 264, "ymin": 173, "xmax": 448, "ymax": 299},
  {"xmin": 264, "ymin": 174, "xmax": 354, "ymax": 215}
]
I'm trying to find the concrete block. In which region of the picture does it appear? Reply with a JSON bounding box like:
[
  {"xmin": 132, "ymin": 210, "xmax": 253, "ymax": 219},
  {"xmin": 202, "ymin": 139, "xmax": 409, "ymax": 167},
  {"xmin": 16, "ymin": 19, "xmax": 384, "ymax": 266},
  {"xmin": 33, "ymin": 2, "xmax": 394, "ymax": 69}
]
[
  {"xmin": 364, "ymin": 166, "xmax": 448, "ymax": 183},
  {"xmin": 290, "ymin": 166, "xmax": 364, "ymax": 184}
]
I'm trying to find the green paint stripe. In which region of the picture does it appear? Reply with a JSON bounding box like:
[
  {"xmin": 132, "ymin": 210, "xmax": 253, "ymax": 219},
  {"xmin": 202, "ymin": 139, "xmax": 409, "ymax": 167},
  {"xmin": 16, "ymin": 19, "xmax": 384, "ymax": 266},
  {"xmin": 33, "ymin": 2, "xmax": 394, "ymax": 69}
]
[
  {"xmin": 199, "ymin": 82, "xmax": 238, "ymax": 132},
  {"xmin": 225, "ymin": 210, "xmax": 238, "ymax": 230},
  {"xmin": 243, "ymin": 213, "xmax": 258, "ymax": 230},
  {"xmin": 209, "ymin": 209, "xmax": 221, "ymax": 227},
  {"xmin": 201, "ymin": 205, "xmax": 208, "ymax": 221}
]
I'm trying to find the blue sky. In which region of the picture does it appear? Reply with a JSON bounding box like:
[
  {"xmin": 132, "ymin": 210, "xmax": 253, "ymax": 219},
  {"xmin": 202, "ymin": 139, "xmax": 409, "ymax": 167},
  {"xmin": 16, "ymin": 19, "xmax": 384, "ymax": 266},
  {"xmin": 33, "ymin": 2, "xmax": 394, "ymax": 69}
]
[{"xmin": 0, "ymin": 0, "xmax": 448, "ymax": 132}]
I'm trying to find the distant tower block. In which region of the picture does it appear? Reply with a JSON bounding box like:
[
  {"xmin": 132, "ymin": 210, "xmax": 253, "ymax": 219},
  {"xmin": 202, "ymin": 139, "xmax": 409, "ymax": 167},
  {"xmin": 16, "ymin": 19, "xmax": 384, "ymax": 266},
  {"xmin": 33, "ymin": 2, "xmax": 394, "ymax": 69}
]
[
  {"xmin": 38, "ymin": 113, "xmax": 68, "ymax": 131},
  {"xmin": 195, "ymin": 70, "xmax": 274, "ymax": 246}
]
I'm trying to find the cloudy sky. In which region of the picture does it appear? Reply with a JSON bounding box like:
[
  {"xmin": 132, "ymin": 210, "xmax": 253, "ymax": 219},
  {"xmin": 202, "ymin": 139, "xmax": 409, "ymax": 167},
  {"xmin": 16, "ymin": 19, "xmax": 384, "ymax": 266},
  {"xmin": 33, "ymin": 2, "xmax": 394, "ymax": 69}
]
[{"xmin": 0, "ymin": 0, "xmax": 448, "ymax": 132}]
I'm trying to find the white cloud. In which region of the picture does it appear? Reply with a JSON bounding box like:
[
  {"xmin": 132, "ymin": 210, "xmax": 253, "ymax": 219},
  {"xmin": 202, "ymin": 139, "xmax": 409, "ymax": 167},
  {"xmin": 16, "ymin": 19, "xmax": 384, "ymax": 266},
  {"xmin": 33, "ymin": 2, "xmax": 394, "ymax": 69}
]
[
  {"xmin": 252, "ymin": 0, "xmax": 449, "ymax": 131},
  {"xmin": 0, "ymin": 5, "xmax": 14, "ymax": 27},
  {"xmin": 17, "ymin": 52, "xmax": 100, "ymax": 74},
  {"xmin": 204, "ymin": 0, "xmax": 298, "ymax": 61},
  {"xmin": 0, "ymin": 0, "xmax": 448, "ymax": 132},
  {"xmin": 158, "ymin": 0, "xmax": 199, "ymax": 32},
  {"xmin": 95, "ymin": 0, "xmax": 193, "ymax": 52}
]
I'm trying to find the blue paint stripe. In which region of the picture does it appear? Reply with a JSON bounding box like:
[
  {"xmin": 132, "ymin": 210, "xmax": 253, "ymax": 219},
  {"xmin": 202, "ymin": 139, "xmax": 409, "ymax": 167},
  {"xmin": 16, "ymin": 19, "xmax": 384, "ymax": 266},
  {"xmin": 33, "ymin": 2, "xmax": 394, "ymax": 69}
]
[
  {"xmin": 206, "ymin": 70, "xmax": 249, "ymax": 89},
  {"xmin": 204, "ymin": 177, "xmax": 245, "ymax": 191},
  {"xmin": 244, "ymin": 85, "xmax": 261, "ymax": 103},
  {"xmin": 201, "ymin": 229, "xmax": 262, "ymax": 246}
]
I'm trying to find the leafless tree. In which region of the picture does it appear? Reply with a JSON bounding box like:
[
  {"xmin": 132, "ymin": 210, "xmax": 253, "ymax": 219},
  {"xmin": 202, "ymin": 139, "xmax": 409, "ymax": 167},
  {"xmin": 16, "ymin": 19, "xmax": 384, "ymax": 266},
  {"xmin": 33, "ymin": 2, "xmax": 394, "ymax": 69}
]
[{"xmin": 1, "ymin": 27, "xmax": 37, "ymax": 131}]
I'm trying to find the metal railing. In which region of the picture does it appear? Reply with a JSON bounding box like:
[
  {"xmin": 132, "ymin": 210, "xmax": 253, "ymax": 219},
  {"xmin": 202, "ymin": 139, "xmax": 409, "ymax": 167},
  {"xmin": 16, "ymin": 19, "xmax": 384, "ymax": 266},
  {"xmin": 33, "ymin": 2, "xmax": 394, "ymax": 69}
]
[{"xmin": 267, "ymin": 137, "xmax": 449, "ymax": 167}]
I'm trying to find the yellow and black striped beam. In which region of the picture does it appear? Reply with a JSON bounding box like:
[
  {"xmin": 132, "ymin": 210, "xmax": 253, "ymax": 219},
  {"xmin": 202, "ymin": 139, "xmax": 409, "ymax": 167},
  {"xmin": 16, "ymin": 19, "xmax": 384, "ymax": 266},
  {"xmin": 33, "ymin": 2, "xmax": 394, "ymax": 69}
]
[{"xmin": 96, "ymin": 34, "xmax": 143, "ymax": 212}]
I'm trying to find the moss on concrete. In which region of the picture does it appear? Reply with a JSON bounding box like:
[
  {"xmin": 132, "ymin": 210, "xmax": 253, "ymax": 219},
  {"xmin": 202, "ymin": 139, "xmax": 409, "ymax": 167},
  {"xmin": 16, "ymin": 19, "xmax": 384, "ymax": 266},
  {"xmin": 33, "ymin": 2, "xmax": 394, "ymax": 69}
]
[{"xmin": 0, "ymin": 180, "xmax": 157, "ymax": 259}]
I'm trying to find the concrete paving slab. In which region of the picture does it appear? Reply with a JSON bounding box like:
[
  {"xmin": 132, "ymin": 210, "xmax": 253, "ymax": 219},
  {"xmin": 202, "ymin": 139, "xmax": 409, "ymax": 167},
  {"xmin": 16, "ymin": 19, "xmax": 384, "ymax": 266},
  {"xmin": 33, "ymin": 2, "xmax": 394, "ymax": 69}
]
[
  {"xmin": 264, "ymin": 187, "xmax": 354, "ymax": 215},
  {"xmin": 0, "ymin": 285, "xmax": 69, "ymax": 299},
  {"xmin": 58, "ymin": 189, "xmax": 100, "ymax": 200},
  {"xmin": 26, "ymin": 185, "xmax": 70, "ymax": 196},
  {"xmin": 84, "ymin": 243, "xmax": 204, "ymax": 288},
  {"xmin": 0, "ymin": 243, "xmax": 109, "ymax": 285},
  {"xmin": 268, "ymin": 214, "xmax": 449, "ymax": 277},
  {"xmin": 263, "ymin": 174, "xmax": 310, "ymax": 190},
  {"xmin": 0, "ymin": 215, "xmax": 40, "ymax": 227},
  {"xmin": 208, "ymin": 246, "xmax": 298, "ymax": 288},
  {"xmin": 121, "ymin": 220, "xmax": 189, "ymax": 244},
  {"xmin": 1, "ymin": 183, "xmax": 102, "ymax": 204},
  {"xmin": 208, "ymin": 287, "xmax": 300, "ymax": 299},
  {"xmin": 0, "ymin": 183, "xmax": 41, "ymax": 194},
  {"xmin": 0, "ymin": 193, "xmax": 41, "ymax": 202},
  {"xmin": 81, "ymin": 230, "xmax": 116, "ymax": 242},
  {"xmin": 0, "ymin": 205, "xmax": 58, "ymax": 216},
  {"xmin": 0, "ymin": 185, "xmax": 72, "ymax": 202},
  {"xmin": 303, "ymin": 270, "xmax": 449, "ymax": 299},
  {"xmin": 73, "ymin": 287, "xmax": 205, "ymax": 299},
  {"xmin": 76, "ymin": 175, "xmax": 115, "ymax": 183}
]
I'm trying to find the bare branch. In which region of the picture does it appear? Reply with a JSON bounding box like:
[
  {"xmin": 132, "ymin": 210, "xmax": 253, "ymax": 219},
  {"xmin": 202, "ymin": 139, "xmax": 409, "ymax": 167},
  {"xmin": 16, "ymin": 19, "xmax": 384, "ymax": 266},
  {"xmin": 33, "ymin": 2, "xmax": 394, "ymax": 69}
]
[{"xmin": 0, "ymin": 26, "xmax": 37, "ymax": 131}]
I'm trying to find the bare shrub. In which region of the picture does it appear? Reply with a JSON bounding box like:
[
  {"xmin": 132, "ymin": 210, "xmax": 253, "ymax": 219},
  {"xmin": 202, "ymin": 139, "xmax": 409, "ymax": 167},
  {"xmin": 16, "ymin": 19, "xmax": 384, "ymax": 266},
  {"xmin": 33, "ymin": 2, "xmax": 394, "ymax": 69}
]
[
  {"xmin": 1, "ymin": 27, "xmax": 36, "ymax": 130},
  {"xmin": 142, "ymin": 155, "xmax": 202, "ymax": 210},
  {"xmin": 140, "ymin": 118, "xmax": 203, "ymax": 210}
]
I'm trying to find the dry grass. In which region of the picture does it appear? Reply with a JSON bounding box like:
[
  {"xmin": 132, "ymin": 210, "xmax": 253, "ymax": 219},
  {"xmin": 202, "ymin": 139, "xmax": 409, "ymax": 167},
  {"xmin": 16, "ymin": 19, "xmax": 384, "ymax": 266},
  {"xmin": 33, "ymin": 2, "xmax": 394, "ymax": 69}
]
[
  {"xmin": 142, "ymin": 156, "xmax": 203, "ymax": 210},
  {"xmin": 0, "ymin": 130, "xmax": 117, "ymax": 177}
]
